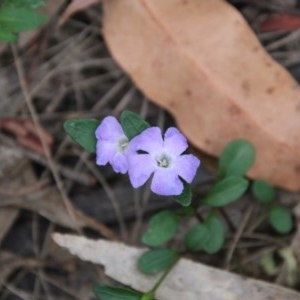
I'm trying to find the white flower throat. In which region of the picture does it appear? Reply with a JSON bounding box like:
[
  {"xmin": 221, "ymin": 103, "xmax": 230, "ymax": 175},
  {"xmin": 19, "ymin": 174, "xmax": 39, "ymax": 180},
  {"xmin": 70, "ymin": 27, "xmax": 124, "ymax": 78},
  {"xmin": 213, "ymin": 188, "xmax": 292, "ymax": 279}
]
[
  {"xmin": 118, "ymin": 137, "xmax": 129, "ymax": 152},
  {"xmin": 157, "ymin": 154, "xmax": 170, "ymax": 168}
]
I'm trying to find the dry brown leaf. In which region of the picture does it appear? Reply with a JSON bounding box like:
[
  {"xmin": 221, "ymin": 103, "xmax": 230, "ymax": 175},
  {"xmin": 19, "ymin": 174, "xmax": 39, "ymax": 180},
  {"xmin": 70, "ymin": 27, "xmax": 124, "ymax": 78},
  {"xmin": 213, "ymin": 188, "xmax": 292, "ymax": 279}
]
[
  {"xmin": 0, "ymin": 118, "xmax": 53, "ymax": 156},
  {"xmin": 53, "ymin": 233, "xmax": 300, "ymax": 300},
  {"xmin": 0, "ymin": 158, "xmax": 119, "ymax": 241},
  {"xmin": 102, "ymin": 0, "xmax": 300, "ymax": 191},
  {"xmin": 59, "ymin": 0, "xmax": 100, "ymax": 26},
  {"xmin": 0, "ymin": 184, "xmax": 119, "ymax": 241},
  {"xmin": 258, "ymin": 13, "xmax": 300, "ymax": 32}
]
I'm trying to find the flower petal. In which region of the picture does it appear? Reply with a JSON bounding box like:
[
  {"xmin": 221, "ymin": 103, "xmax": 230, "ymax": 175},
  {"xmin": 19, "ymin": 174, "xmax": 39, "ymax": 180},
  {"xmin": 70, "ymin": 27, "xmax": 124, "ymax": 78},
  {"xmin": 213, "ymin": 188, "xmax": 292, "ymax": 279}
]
[
  {"xmin": 174, "ymin": 154, "xmax": 200, "ymax": 183},
  {"xmin": 151, "ymin": 169, "xmax": 184, "ymax": 196},
  {"xmin": 95, "ymin": 116, "xmax": 124, "ymax": 141},
  {"xmin": 128, "ymin": 154, "xmax": 156, "ymax": 188},
  {"xmin": 96, "ymin": 140, "xmax": 115, "ymax": 166},
  {"xmin": 164, "ymin": 127, "xmax": 188, "ymax": 156},
  {"xmin": 111, "ymin": 152, "xmax": 129, "ymax": 174},
  {"xmin": 130, "ymin": 127, "xmax": 163, "ymax": 154}
]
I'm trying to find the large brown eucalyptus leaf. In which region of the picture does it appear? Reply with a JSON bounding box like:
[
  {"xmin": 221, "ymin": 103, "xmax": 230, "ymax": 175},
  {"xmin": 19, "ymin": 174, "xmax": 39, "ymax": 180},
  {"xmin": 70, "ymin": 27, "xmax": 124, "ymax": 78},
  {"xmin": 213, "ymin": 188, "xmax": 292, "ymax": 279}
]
[{"xmin": 102, "ymin": 0, "xmax": 300, "ymax": 191}]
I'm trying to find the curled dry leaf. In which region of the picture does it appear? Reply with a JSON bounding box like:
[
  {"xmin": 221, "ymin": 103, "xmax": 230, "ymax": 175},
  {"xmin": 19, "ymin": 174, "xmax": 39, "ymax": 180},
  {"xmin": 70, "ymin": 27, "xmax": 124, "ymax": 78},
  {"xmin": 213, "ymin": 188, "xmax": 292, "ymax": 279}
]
[
  {"xmin": 258, "ymin": 13, "xmax": 300, "ymax": 32},
  {"xmin": 0, "ymin": 118, "xmax": 53, "ymax": 156},
  {"xmin": 102, "ymin": 0, "xmax": 300, "ymax": 191},
  {"xmin": 59, "ymin": 0, "xmax": 100, "ymax": 26},
  {"xmin": 53, "ymin": 234, "xmax": 300, "ymax": 300}
]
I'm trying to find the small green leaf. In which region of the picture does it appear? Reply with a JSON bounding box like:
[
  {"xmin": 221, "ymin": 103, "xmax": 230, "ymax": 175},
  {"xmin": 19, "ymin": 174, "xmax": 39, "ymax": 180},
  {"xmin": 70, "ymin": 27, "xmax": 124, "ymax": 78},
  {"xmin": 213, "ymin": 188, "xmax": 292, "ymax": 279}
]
[
  {"xmin": 204, "ymin": 176, "xmax": 249, "ymax": 207},
  {"xmin": 268, "ymin": 207, "xmax": 293, "ymax": 234},
  {"xmin": 260, "ymin": 251, "xmax": 279, "ymax": 276},
  {"xmin": 142, "ymin": 210, "xmax": 179, "ymax": 247},
  {"xmin": 0, "ymin": 28, "xmax": 17, "ymax": 42},
  {"xmin": 94, "ymin": 284, "xmax": 142, "ymax": 300},
  {"xmin": 0, "ymin": 7, "xmax": 47, "ymax": 33},
  {"xmin": 64, "ymin": 118, "xmax": 100, "ymax": 153},
  {"xmin": 202, "ymin": 214, "xmax": 225, "ymax": 254},
  {"xmin": 2, "ymin": 0, "xmax": 45, "ymax": 9},
  {"xmin": 174, "ymin": 181, "xmax": 192, "ymax": 207},
  {"xmin": 252, "ymin": 179, "xmax": 275, "ymax": 204},
  {"xmin": 219, "ymin": 140, "xmax": 255, "ymax": 177},
  {"xmin": 120, "ymin": 110, "xmax": 150, "ymax": 140},
  {"xmin": 184, "ymin": 223, "xmax": 209, "ymax": 251},
  {"xmin": 138, "ymin": 248, "xmax": 179, "ymax": 275},
  {"xmin": 141, "ymin": 292, "xmax": 156, "ymax": 300},
  {"xmin": 184, "ymin": 214, "xmax": 225, "ymax": 253}
]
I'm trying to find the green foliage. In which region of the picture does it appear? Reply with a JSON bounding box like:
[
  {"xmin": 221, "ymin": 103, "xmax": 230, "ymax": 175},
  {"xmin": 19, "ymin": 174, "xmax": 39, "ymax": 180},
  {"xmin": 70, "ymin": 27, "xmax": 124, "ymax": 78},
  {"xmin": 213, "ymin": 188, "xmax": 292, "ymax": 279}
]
[
  {"xmin": 185, "ymin": 214, "xmax": 224, "ymax": 254},
  {"xmin": 138, "ymin": 248, "xmax": 179, "ymax": 275},
  {"xmin": 0, "ymin": 28, "xmax": 16, "ymax": 42},
  {"xmin": 0, "ymin": 4, "xmax": 47, "ymax": 42},
  {"xmin": 94, "ymin": 284, "xmax": 142, "ymax": 300},
  {"xmin": 174, "ymin": 180, "xmax": 192, "ymax": 206},
  {"xmin": 142, "ymin": 211, "xmax": 179, "ymax": 247},
  {"xmin": 140, "ymin": 292, "xmax": 156, "ymax": 300},
  {"xmin": 268, "ymin": 207, "xmax": 293, "ymax": 234},
  {"xmin": 1, "ymin": 0, "xmax": 45, "ymax": 9},
  {"xmin": 202, "ymin": 214, "xmax": 225, "ymax": 254},
  {"xmin": 252, "ymin": 179, "xmax": 275, "ymax": 204},
  {"xmin": 219, "ymin": 140, "xmax": 255, "ymax": 178},
  {"xmin": 64, "ymin": 118, "xmax": 100, "ymax": 153},
  {"xmin": 120, "ymin": 110, "xmax": 150, "ymax": 140},
  {"xmin": 184, "ymin": 223, "xmax": 209, "ymax": 251},
  {"xmin": 204, "ymin": 176, "xmax": 249, "ymax": 207}
]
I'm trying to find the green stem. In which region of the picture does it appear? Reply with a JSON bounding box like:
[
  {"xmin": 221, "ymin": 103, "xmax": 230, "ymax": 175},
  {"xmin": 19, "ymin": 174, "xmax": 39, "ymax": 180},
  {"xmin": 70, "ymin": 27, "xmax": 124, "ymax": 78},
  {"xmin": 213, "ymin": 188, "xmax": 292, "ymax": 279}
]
[{"xmin": 146, "ymin": 255, "xmax": 180, "ymax": 298}]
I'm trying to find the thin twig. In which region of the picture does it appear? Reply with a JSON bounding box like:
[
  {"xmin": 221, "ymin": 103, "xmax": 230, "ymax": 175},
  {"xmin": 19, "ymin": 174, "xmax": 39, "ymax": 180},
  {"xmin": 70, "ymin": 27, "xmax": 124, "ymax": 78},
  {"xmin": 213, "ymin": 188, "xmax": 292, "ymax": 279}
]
[
  {"xmin": 225, "ymin": 205, "xmax": 254, "ymax": 270},
  {"xmin": 11, "ymin": 44, "xmax": 82, "ymax": 234},
  {"xmin": 75, "ymin": 149, "xmax": 128, "ymax": 240},
  {"xmin": 0, "ymin": 132, "xmax": 94, "ymax": 186}
]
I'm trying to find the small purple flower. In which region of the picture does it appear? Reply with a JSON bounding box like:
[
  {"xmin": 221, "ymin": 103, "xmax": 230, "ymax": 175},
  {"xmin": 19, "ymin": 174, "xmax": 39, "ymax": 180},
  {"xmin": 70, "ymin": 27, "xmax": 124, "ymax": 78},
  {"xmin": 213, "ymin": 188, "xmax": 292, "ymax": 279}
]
[
  {"xmin": 128, "ymin": 127, "xmax": 200, "ymax": 196},
  {"xmin": 95, "ymin": 116, "xmax": 131, "ymax": 174}
]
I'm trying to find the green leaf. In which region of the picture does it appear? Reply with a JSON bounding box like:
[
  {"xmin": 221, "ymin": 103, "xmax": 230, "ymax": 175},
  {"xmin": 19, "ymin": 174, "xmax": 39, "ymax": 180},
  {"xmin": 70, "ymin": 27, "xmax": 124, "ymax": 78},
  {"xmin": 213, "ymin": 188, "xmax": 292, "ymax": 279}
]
[
  {"xmin": 268, "ymin": 207, "xmax": 293, "ymax": 234},
  {"xmin": 252, "ymin": 179, "xmax": 275, "ymax": 204},
  {"xmin": 2, "ymin": 0, "xmax": 45, "ymax": 9},
  {"xmin": 219, "ymin": 140, "xmax": 255, "ymax": 177},
  {"xmin": 64, "ymin": 118, "xmax": 100, "ymax": 153},
  {"xmin": 184, "ymin": 223, "xmax": 209, "ymax": 251},
  {"xmin": 0, "ymin": 7, "xmax": 47, "ymax": 33},
  {"xmin": 138, "ymin": 248, "xmax": 179, "ymax": 275},
  {"xmin": 120, "ymin": 110, "xmax": 150, "ymax": 140},
  {"xmin": 260, "ymin": 251, "xmax": 279, "ymax": 276},
  {"xmin": 204, "ymin": 176, "xmax": 249, "ymax": 207},
  {"xmin": 142, "ymin": 211, "xmax": 179, "ymax": 247},
  {"xmin": 184, "ymin": 214, "xmax": 225, "ymax": 253},
  {"xmin": 0, "ymin": 28, "xmax": 17, "ymax": 42},
  {"xmin": 141, "ymin": 292, "xmax": 156, "ymax": 300},
  {"xmin": 94, "ymin": 284, "xmax": 142, "ymax": 300},
  {"xmin": 174, "ymin": 180, "xmax": 192, "ymax": 207},
  {"xmin": 202, "ymin": 214, "xmax": 225, "ymax": 254}
]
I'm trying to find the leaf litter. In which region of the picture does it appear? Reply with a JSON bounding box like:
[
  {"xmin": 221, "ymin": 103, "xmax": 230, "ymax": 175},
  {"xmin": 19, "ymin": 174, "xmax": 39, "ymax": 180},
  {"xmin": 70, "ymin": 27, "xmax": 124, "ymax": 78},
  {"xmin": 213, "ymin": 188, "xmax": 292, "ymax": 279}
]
[{"xmin": 1, "ymin": 0, "xmax": 300, "ymax": 299}]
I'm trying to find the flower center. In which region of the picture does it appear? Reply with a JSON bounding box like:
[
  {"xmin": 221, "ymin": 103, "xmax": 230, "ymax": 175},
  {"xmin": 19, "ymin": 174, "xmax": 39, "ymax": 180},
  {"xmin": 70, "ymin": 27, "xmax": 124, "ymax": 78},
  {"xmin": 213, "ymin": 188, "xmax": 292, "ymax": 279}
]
[
  {"xmin": 157, "ymin": 154, "xmax": 170, "ymax": 168},
  {"xmin": 118, "ymin": 137, "xmax": 129, "ymax": 152}
]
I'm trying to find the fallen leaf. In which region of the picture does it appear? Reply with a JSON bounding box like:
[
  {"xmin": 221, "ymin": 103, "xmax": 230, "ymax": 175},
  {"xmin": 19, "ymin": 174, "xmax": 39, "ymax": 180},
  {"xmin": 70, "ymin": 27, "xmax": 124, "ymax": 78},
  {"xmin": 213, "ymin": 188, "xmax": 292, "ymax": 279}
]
[
  {"xmin": 102, "ymin": 0, "xmax": 300, "ymax": 191},
  {"xmin": 0, "ymin": 118, "xmax": 53, "ymax": 156},
  {"xmin": 53, "ymin": 233, "xmax": 300, "ymax": 300},
  {"xmin": 59, "ymin": 0, "xmax": 100, "ymax": 26},
  {"xmin": 258, "ymin": 13, "xmax": 300, "ymax": 32},
  {"xmin": 0, "ymin": 159, "xmax": 119, "ymax": 241}
]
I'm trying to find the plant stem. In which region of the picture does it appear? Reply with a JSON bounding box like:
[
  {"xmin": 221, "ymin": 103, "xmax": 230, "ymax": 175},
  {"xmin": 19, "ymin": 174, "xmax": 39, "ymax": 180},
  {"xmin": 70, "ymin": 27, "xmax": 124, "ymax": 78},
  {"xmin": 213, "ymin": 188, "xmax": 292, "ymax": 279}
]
[{"xmin": 147, "ymin": 255, "xmax": 180, "ymax": 297}]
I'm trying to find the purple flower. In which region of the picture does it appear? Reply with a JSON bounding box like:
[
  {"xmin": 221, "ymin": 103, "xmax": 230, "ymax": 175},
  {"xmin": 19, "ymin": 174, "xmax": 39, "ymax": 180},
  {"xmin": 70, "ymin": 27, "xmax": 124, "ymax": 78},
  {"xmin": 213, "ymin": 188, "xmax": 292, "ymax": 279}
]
[
  {"xmin": 128, "ymin": 127, "xmax": 200, "ymax": 196},
  {"xmin": 95, "ymin": 116, "xmax": 131, "ymax": 174}
]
